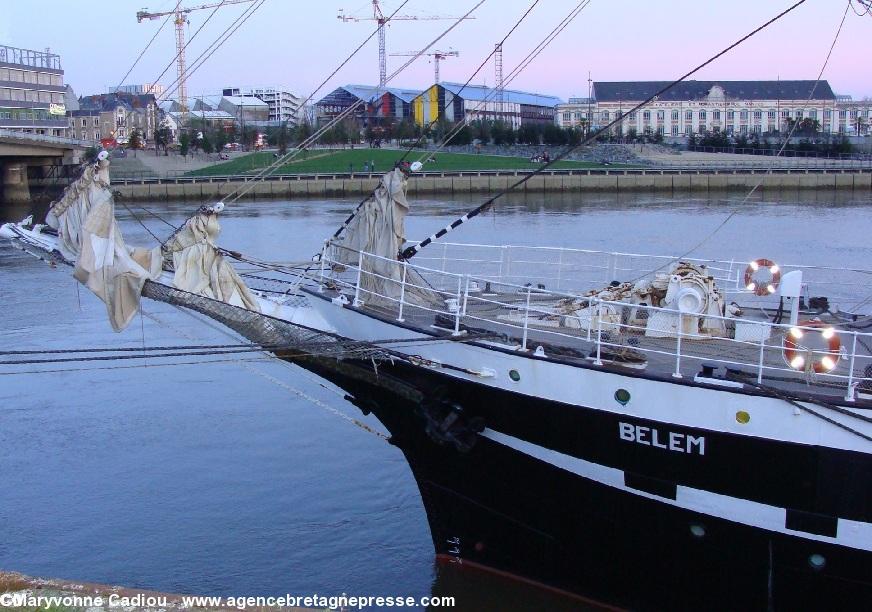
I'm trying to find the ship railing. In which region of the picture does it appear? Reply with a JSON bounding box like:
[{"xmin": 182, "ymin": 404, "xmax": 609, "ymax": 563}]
[
  {"xmin": 412, "ymin": 241, "xmax": 872, "ymax": 313},
  {"xmin": 321, "ymin": 246, "xmax": 872, "ymax": 402}
]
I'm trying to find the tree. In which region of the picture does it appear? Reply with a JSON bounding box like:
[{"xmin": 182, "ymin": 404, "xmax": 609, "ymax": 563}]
[
  {"xmin": 470, "ymin": 119, "xmax": 489, "ymax": 144},
  {"xmin": 516, "ymin": 123, "xmax": 540, "ymax": 145},
  {"xmin": 452, "ymin": 123, "xmax": 472, "ymax": 146},
  {"xmin": 277, "ymin": 121, "xmax": 289, "ymax": 155},
  {"xmin": 395, "ymin": 119, "xmax": 415, "ymax": 144},
  {"xmin": 294, "ymin": 121, "xmax": 313, "ymax": 145},
  {"xmin": 543, "ymin": 123, "xmax": 566, "ymax": 146},
  {"xmin": 179, "ymin": 132, "xmax": 190, "ymax": 158},
  {"xmin": 128, "ymin": 128, "xmax": 142, "ymax": 156},
  {"xmin": 201, "ymin": 134, "xmax": 214, "ymax": 155},
  {"xmin": 835, "ymin": 133, "xmax": 853, "ymax": 154},
  {"xmin": 214, "ymin": 128, "xmax": 228, "ymax": 151},
  {"xmin": 700, "ymin": 130, "xmax": 729, "ymax": 148},
  {"xmin": 797, "ymin": 118, "xmax": 820, "ymax": 137},
  {"xmin": 566, "ymin": 127, "xmax": 582, "ymax": 147},
  {"xmin": 156, "ymin": 124, "xmax": 172, "ymax": 156}
]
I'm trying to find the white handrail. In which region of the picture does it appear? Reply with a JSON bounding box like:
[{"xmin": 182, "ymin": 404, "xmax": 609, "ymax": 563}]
[{"xmin": 319, "ymin": 245, "xmax": 872, "ymax": 398}]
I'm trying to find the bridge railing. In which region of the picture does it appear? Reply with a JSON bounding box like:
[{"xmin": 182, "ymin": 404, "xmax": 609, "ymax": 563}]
[{"xmin": 0, "ymin": 128, "xmax": 91, "ymax": 148}]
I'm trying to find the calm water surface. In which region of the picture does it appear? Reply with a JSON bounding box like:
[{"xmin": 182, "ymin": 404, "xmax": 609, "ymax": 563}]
[{"xmin": 1, "ymin": 190, "xmax": 871, "ymax": 610}]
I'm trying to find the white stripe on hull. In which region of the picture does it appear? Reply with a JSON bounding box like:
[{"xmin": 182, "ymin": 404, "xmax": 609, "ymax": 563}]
[
  {"xmin": 481, "ymin": 428, "xmax": 872, "ymax": 552},
  {"xmin": 308, "ymin": 296, "xmax": 872, "ymax": 453}
]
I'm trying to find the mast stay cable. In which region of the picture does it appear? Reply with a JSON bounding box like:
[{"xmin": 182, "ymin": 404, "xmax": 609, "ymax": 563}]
[{"xmin": 400, "ymin": 0, "xmax": 811, "ymax": 261}]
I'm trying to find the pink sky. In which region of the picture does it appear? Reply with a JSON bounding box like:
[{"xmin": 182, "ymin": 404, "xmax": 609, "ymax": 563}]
[{"xmin": 2, "ymin": 1, "xmax": 869, "ymax": 102}]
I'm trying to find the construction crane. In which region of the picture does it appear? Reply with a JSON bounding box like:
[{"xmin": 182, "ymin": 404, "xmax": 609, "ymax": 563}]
[
  {"xmin": 494, "ymin": 43, "xmax": 504, "ymax": 118},
  {"xmin": 136, "ymin": 0, "xmax": 255, "ymax": 118},
  {"xmin": 338, "ymin": 1, "xmax": 473, "ymax": 88},
  {"xmin": 389, "ymin": 49, "xmax": 458, "ymax": 84}
]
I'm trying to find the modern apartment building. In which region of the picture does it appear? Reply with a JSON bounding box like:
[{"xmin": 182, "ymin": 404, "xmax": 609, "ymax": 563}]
[
  {"xmin": 223, "ymin": 86, "xmax": 303, "ymax": 125},
  {"xmin": 116, "ymin": 83, "xmax": 165, "ymax": 97},
  {"xmin": 0, "ymin": 44, "xmax": 69, "ymax": 136}
]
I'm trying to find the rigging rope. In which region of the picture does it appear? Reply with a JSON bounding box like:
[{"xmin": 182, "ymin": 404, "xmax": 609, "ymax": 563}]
[
  {"xmin": 113, "ymin": 1, "xmax": 180, "ymax": 94},
  {"xmin": 324, "ymin": 0, "xmax": 543, "ymax": 248},
  {"xmin": 145, "ymin": 301, "xmax": 391, "ymax": 441},
  {"xmin": 621, "ymin": 0, "xmax": 854, "ymax": 283},
  {"xmin": 224, "ymin": 0, "xmax": 487, "ymax": 205},
  {"xmin": 217, "ymin": 0, "xmax": 412, "ymax": 194},
  {"xmin": 157, "ymin": 0, "xmax": 459, "ymax": 250},
  {"xmin": 0, "ymin": 332, "xmax": 495, "ymax": 365},
  {"xmin": 0, "ymin": 357, "xmax": 272, "ymax": 377},
  {"xmin": 413, "ymin": 0, "xmax": 591, "ymax": 167},
  {"xmin": 119, "ymin": 200, "xmax": 162, "ymax": 243},
  {"xmin": 742, "ymin": 380, "xmax": 872, "ymax": 442},
  {"xmin": 159, "ymin": 0, "xmax": 267, "ymax": 106},
  {"xmin": 400, "ymin": 0, "xmax": 811, "ymax": 261},
  {"xmin": 146, "ymin": 0, "xmax": 231, "ymax": 101}
]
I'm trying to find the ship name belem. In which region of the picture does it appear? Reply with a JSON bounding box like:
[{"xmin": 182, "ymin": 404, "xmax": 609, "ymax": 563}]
[{"xmin": 619, "ymin": 422, "xmax": 705, "ymax": 455}]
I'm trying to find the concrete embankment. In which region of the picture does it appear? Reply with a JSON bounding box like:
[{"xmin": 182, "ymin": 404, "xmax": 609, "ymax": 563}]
[
  {"xmin": 0, "ymin": 570, "xmax": 314, "ymax": 611},
  {"xmin": 111, "ymin": 169, "xmax": 872, "ymax": 202}
]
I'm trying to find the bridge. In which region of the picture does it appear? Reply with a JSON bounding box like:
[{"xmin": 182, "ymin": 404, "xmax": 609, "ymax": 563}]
[{"xmin": 0, "ymin": 129, "xmax": 91, "ymax": 203}]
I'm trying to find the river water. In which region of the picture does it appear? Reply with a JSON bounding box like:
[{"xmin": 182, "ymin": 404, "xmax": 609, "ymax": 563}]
[{"xmin": 1, "ymin": 189, "xmax": 871, "ymax": 610}]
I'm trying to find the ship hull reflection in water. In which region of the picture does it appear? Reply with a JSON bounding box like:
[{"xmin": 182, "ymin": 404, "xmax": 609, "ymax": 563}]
[{"xmin": 287, "ymin": 352, "xmax": 870, "ymax": 611}]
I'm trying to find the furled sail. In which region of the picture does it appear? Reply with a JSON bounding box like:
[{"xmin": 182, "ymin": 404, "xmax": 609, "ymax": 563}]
[
  {"xmin": 46, "ymin": 155, "xmax": 162, "ymax": 332},
  {"xmin": 330, "ymin": 167, "xmax": 437, "ymax": 308},
  {"xmin": 162, "ymin": 204, "xmax": 261, "ymax": 312}
]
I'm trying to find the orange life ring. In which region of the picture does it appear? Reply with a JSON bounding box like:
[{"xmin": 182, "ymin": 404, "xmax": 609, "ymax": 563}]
[
  {"xmin": 782, "ymin": 320, "xmax": 841, "ymax": 373},
  {"xmin": 744, "ymin": 258, "xmax": 781, "ymax": 296}
]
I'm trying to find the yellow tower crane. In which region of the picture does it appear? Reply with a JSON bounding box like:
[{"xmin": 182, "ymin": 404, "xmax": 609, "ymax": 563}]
[
  {"xmin": 338, "ymin": 1, "xmax": 473, "ymax": 88},
  {"xmin": 136, "ymin": 0, "xmax": 255, "ymax": 117}
]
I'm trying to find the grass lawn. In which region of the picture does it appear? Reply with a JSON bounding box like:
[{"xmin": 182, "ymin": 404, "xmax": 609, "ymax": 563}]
[{"xmin": 187, "ymin": 148, "xmax": 616, "ymax": 177}]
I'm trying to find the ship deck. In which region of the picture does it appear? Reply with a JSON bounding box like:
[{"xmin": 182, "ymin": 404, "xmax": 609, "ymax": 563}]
[{"xmin": 280, "ymin": 240, "xmax": 872, "ymax": 408}]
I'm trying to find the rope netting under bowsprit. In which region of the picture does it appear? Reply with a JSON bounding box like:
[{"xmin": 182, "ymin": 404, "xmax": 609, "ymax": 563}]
[{"xmin": 140, "ymin": 280, "xmax": 388, "ymax": 362}]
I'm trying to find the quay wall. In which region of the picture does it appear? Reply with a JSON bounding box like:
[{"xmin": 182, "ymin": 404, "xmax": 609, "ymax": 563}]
[{"xmin": 111, "ymin": 170, "xmax": 872, "ymax": 202}]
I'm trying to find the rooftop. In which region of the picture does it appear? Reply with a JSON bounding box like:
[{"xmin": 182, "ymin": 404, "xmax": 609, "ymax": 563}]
[
  {"xmin": 0, "ymin": 43, "xmax": 61, "ymax": 70},
  {"xmin": 341, "ymin": 85, "xmax": 423, "ymax": 104},
  {"xmin": 79, "ymin": 92, "xmax": 157, "ymax": 112},
  {"xmin": 173, "ymin": 110, "xmax": 234, "ymax": 120},
  {"xmin": 592, "ymin": 80, "xmax": 836, "ymax": 102},
  {"xmin": 221, "ymin": 95, "xmax": 269, "ymax": 108},
  {"xmin": 438, "ymin": 82, "xmax": 563, "ymax": 107}
]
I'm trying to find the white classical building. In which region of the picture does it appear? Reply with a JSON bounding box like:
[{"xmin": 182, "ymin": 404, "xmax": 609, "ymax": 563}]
[{"xmin": 556, "ymin": 80, "xmax": 870, "ymax": 138}]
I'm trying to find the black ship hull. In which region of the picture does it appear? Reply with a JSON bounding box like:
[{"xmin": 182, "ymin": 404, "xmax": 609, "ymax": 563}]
[{"xmin": 289, "ymin": 353, "xmax": 872, "ymax": 611}]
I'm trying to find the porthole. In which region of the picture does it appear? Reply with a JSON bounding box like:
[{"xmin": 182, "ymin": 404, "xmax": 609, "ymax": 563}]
[
  {"xmin": 808, "ymin": 554, "xmax": 826, "ymax": 571},
  {"xmin": 509, "ymin": 369, "xmax": 521, "ymax": 382},
  {"xmin": 614, "ymin": 388, "xmax": 631, "ymax": 405},
  {"xmin": 736, "ymin": 410, "xmax": 751, "ymax": 424},
  {"xmin": 689, "ymin": 524, "xmax": 706, "ymax": 539}
]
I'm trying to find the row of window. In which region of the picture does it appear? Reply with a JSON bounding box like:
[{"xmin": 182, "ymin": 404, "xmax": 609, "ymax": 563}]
[
  {"xmin": 614, "ymin": 123, "xmax": 868, "ymax": 137},
  {"xmin": 0, "ymin": 67, "xmax": 63, "ymax": 86},
  {"xmin": 16, "ymin": 129, "xmax": 68, "ymax": 137},
  {"xmin": 0, "ymin": 108, "xmax": 61, "ymax": 121},
  {"xmin": 563, "ymin": 108, "xmax": 869, "ymax": 124},
  {"xmin": 0, "ymin": 87, "xmax": 64, "ymax": 103},
  {"xmin": 69, "ymin": 117, "xmax": 100, "ymax": 128}
]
